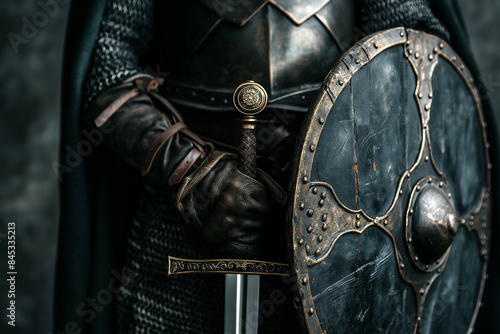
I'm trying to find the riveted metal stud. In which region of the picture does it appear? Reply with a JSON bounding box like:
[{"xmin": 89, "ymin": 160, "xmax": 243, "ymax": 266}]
[
  {"xmin": 417, "ymin": 186, "xmax": 421, "ymax": 191},
  {"xmin": 429, "ymin": 92, "xmax": 433, "ymax": 98},
  {"xmin": 420, "ymin": 288, "xmax": 425, "ymax": 295},
  {"xmin": 439, "ymin": 181, "xmax": 444, "ymax": 188},
  {"xmin": 401, "ymin": 263, "xmax": 405, "ymax": 269},
  {"xmin": 310, "ymin": 145, "xmax": 315, "ymax": 152},
  {"xmin": 319, "ymin": 117, "xmax": 325, "ymax": 124},
  {"xmin": 418, "ymin": 92, "xmax": 423, "ymax": 99},
  {"xmin": 383, "ymin": 220, "xmax": 388, "ymax": 226},
  {"xmin": 338, "ymin": 79, "xmax": 344, "ymax": 85},
  {"xmin": 322, "ymin": 214, "xmax": 327, "ymax": 222},
  {"xmin": 408, "ymin": 237, "xmax": 412, "ymax": 243},
  {"xmin": 315, "ymin": 249, "xmax": 321, "ymax": 256},
  {"xmin": 355, "ymin": 57, "xmax": 360, "ymax": 64},
  {"xmin": 434, "ymin": 47, "xmax": 438, "ymax": 53},
  {"xmin": 299, "ymin": 203, "xmax": 305, "ymax": 210},
  {"xmin": 356, "ymin": 221, "xmax": 361, "ymax": 228},
  {"xmin": 400, "ymin": 31, "xmax": 405, "ymax": 37},
  {"xmin": 425, "ymin": 156, "xmax": 429, "ymax": 162},
  {"xmin": 319, "ymin": 199, "xmax": 324, "ymax": 206},
  {"xmin": 425, "ymin": 104, "xmax": 430, "ymax": 111},
  {"xmin": 439, "ymin": 43, "xmax": 444, "ymax": 49},
  {"xmin": 299, "ymin": 239, "xmax": 304, "ymax": 246},
  {"xmin": 302, "ymin": 176, "xmax": 308, "ymax": 183},
  {"xmin": 409, "ymin": 209, "xmax": 414, "ymax": 215},
  {"xmin": 302, "ymin": 277, "xmax": 308, "ymax": 285},
  {"xmin": 312, "ymin": 188, "xmax": 318, "ymax": 194},
  {"xmin": 318, "ymin": 236, "xmax": 323, "ymax": 242},
  {"xmin": 415, "ymin": 256, "xmax": 419, "ymax": 262},
  {"xmin": 415, "ymin": 52, "xmax": 420, "ymax": 59},
  {"xmin": 321, "ymin": 193, "xmax": 326, "ymax": 199},
  {"xmin": 307, "ymin": 226, "xmax": 313, "ymax": 233},
  {"xmin": 308, "ymin": 308, "xmax": 314, "ymax": 315},
  {"xmin": 399, "ymin": 189, "xmax": 403, "ymax": 195},
  {"xmin": 448, "ymin": 193, "xmax": 452, "ymax": 198},
  {"xmin": 356, "ymin": 213, "xmax": 361, "ymax": 220},
  {"xmin": 428, "ymin": 178, "xmax": 432, "ymax": 183},
  {"xmin": 307, "ymin": 209, "xmax": 313, "ymax": 217},
  {"xmin": 408, "ymin": 49, "xmax": 413, "ymax": 55},
  {"xmin": 322, "ymin": 223, "xmax": 328, "ymax": 231}
]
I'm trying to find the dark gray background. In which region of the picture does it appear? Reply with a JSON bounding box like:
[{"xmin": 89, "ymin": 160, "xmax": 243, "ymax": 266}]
[{"xmin": 0, "ymin": 1, "xmax": 498, "ymax": 333}]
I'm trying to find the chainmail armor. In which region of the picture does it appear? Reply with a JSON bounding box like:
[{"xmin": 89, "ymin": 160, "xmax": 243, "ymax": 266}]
[
  {"xmin": 358, "ymin": 0, "xmax": 450, "ymax": 42},
  {"xmin": 84, "ymin": 0, "xmax": 154, "ymax": 107}
]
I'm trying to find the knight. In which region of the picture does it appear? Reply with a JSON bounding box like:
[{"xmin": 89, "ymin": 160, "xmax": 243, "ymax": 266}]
[{"xmin": 54, "ymin": 0, "xmax": 497, "ymax": 333}]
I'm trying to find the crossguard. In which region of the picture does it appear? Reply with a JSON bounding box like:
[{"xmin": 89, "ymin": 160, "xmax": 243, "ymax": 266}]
[{"xmin": 233, "ymin": 81, "xmax": 268, "ymax": 178}]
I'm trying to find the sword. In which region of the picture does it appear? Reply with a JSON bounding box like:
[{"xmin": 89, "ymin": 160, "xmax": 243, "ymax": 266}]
[
  {"xmin": 168, "ymin": 81, "xmax": 289, "ymax": 333},
  {"xmin": 224, "ymin": 81, "xmax": 268, "ymax": 334}
]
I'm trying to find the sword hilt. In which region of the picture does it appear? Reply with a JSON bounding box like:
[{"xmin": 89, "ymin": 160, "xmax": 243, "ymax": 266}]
[{"xmin": 233, "ymin": 81, "xmax": 268, "ymax": 178}]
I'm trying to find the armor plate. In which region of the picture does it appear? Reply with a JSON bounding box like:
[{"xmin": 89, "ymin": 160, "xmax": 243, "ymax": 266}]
[
  {"xmin": 156, "ymin": 0, "xmax": 355, "ymax": 111},
  {"xmin": 289, "ymin": 28, "xmax": 492, "ymax": 333}
]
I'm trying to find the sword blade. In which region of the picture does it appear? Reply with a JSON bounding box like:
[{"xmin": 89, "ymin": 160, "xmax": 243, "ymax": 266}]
[{"xmin": 224, "ymin": 274, "xmax": 260, "ymax": 334}]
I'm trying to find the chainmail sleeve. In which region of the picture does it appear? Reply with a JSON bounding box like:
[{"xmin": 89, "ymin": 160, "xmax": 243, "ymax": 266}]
[
  {"xmin": 84, "ymin": 0, "xmax": 154, "ymax": 107},
  {"xmin": 357, "ymin": 0, "xmax": 450, "ymax": 42}
]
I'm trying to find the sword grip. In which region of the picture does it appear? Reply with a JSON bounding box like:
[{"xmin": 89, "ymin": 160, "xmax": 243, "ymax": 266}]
[
  {"xmin": 238, "ymin": 119, "xmax": 257, "ymax": 178},
  {"xmin": 233, "ymin": 81, "xmax": 268, "ymax": 178}
]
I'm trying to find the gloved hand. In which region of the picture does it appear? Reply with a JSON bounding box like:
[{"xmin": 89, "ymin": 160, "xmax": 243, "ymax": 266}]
[
  {"xmin": 83, "ymin": 74, "xmax": 210, "ymax": 187},
  {"xmin": 176, "ymin": 151, "xmax": 287, "ymax": 260}
]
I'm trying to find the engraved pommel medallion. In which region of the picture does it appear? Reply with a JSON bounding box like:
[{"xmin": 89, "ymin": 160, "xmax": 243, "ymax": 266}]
[{"xmin": 233, "ymin": 81, "xmax": 268, "ymax": 116}]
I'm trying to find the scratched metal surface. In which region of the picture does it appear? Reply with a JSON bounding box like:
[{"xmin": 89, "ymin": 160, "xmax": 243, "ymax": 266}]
[
  {"xmin": 310, "ymin": 226, "xmax": 417, "ymax": 333},
  {"xmin": 429, "ymin": 59, "xmax": 487, "ymax": 217},
  {"xmin": 310, "ymin": 45, "xmax": 421, "ymax": 218}
]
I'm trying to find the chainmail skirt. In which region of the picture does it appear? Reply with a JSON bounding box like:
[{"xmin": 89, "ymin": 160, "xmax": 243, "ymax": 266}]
[{"xmin": 115, "ymin": 186, "xmax": 301, "ymax": 333}]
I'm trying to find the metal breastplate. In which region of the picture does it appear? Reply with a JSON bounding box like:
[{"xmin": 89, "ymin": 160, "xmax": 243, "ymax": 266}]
[{"xmin": 156, "ymin": 0, "xmax": 355, "ymax": 112}]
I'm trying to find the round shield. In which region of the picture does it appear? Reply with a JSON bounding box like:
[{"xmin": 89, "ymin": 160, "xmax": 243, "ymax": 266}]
[{"xmin": 289, "ymin": 27, "xmax": 491, "ymax": 334}]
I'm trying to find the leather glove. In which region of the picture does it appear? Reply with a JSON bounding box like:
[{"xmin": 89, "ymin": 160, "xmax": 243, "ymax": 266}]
[
  {"xmin": 83, "ymin": 74, "xmax": 210, "ymax": 187},
  {"xmin": 176, "ymin": 151, "xmax": 287, "ymax": 260}
]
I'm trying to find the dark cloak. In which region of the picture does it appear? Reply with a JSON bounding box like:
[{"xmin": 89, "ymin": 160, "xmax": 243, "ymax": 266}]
[{"xmin": 54, "ymin": 1, "xmax": 499, "ymax": 333}]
